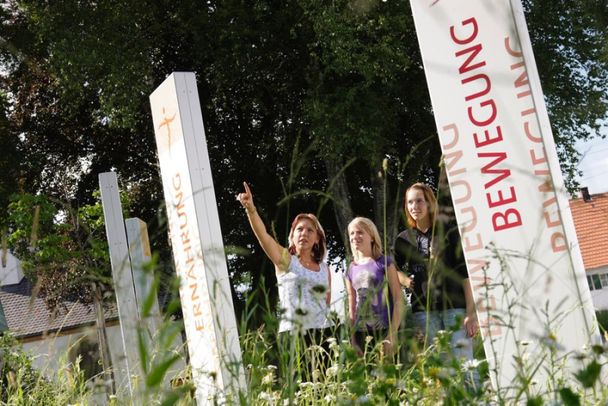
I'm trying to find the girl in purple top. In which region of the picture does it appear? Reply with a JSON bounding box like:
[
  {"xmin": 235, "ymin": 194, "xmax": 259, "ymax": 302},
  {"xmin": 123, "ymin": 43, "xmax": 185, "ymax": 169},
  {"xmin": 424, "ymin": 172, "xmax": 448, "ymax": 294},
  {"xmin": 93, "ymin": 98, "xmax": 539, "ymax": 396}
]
[{"xmin": 345, "ymin": 217, "xmax": 402, "ymax": 356}]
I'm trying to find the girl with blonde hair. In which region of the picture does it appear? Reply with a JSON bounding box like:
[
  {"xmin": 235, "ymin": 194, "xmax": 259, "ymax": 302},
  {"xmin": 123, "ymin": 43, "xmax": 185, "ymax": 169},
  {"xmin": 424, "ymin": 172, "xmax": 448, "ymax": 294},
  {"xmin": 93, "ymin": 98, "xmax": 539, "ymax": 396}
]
[{"xmin": 344, "ymin": 217, "xmax": 402, "ymax": 356}]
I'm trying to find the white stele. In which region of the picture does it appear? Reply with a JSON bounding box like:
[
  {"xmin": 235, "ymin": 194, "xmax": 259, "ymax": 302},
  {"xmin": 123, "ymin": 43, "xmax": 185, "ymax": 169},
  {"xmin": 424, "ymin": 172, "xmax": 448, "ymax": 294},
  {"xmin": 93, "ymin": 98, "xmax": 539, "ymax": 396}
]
[
  {"xmin": 150, "ymin": 72, "xmax": 246, "ymax": 403},
  {"xmin": 408, "ymin": 0, "xmax": 601, "ymax": 391},
  {"xmin": 99, "ymin": 171, "xmax": 143, "ymax": 396}
]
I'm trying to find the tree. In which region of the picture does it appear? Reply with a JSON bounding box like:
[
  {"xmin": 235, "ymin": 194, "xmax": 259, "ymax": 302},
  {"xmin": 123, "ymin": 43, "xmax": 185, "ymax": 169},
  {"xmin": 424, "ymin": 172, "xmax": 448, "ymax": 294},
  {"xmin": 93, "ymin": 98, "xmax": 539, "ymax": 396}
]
[
  {"xmin": 6, "ymin": 193, "xmax": 112, "ymax": 310},
  {"xmin": 1, "ymin": 0, "xmax": 606, "ymax": 327},
  {"xmin": 522, "ymin": 0, "xmax": 608, "ymax": 189}
]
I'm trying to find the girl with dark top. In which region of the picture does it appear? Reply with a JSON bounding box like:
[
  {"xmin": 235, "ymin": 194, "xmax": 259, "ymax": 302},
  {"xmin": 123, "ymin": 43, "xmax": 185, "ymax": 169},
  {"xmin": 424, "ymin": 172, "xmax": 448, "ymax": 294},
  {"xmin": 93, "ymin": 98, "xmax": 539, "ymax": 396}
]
[
  {"xmin": 345, "ymin": 217, "xmax": 402, "ymax": 357},
  {"xmin": 394, "ymin": 183, "xmax": 478, "ymax": 382}
]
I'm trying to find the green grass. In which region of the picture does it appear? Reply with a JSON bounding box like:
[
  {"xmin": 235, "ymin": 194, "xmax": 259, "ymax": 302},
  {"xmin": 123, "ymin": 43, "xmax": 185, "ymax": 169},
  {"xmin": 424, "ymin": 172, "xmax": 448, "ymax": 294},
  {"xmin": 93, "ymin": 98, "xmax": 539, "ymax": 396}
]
[{"xmin": 2, "ymin": 312, "xmax": 607, "ymax": 405}]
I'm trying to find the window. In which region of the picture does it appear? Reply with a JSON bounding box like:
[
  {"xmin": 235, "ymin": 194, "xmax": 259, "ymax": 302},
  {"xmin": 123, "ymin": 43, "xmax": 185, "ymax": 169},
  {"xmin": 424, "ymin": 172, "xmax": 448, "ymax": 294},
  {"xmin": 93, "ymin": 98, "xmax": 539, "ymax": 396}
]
[
  {"xmin": 592, "ymin": 274, "xmax": 602, "ymax": 290},
  {"xmin": 600, "ymin": 273, "xmax": 608, "ymax": 288},
  {"xmin": 587, "ymin": 272, "xmax": 608, "ymax": 291}
]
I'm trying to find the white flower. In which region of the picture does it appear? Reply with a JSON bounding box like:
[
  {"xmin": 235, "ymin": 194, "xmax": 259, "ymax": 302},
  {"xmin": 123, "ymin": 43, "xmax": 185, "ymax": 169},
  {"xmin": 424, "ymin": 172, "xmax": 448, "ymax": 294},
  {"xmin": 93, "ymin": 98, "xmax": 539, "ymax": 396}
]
[
  {"xmin": 326, "ymin": 365, "xmax": 339, "ymax": 377},
  {"xmin": 461, "ymin": 358, "xmax": 484, "ymax": 372},
  {"xmin": 324, "ymin": 394, "xmax": 336, "ymax": 402},
  {"xmin": 262, "ymin": 372, "xmax": 275, "ymax": 385},
  {"xmin": 258, "ymin": 391, "xmax": 275, "ymax": 403},
  {"xmin": 307, "ymin": 344, "xmax": 324, "ymax": 355}
]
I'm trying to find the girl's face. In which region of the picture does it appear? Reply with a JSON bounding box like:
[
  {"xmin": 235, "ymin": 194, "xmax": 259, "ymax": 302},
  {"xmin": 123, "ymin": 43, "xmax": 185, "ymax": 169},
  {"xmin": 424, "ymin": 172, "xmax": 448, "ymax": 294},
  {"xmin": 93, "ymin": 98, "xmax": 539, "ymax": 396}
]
[
  {"xmin": 292, "ymin": 219, "xmax": 318, "ymax": 252},
  {"xmin": 406, "ymin": 188, "xmax": 430, "ymax": 223},
  {"xmin": 349, "ymin": 223, "xmax": 373, "ymax": 253}
]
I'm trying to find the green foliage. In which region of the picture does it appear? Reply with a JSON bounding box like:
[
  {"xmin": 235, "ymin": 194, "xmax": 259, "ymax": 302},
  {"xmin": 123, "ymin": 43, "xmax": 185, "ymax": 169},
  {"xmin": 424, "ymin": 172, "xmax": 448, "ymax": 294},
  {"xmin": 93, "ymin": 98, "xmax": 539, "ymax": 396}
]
[
  {"xmin": 1, "ymin": 0, "xmax": 607, "ymax": 323},
  {"xmin": 575, "ymin": 360, "xmax": 602, "ymax": 389},
  {"xmin": 522, "ymin": 0, "xmax": 608, "ymax": 189},
  {"xmin": 560, "ymin": 387, "xmax": 582, "ymax": 406},
  {"xmin": 6, "ymin": 192, "xmax": 112, "ymax": 309},
  {"xmin": 595, "ymin": 310, "xmax": 608, "ymax": 333}
]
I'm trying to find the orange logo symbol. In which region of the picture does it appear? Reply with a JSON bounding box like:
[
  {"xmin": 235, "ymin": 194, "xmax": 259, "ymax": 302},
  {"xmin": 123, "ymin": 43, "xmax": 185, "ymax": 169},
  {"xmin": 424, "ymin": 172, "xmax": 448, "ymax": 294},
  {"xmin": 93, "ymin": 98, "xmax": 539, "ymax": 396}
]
[{"xmin": 158, "ymin": 107, "xmax": 177, "ymax": 151}]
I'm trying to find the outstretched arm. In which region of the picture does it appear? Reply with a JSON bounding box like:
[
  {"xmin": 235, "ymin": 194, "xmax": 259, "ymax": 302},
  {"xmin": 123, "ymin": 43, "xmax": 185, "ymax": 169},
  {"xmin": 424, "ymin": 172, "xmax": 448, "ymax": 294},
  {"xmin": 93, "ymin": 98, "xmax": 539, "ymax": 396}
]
[{"xmin": 237, "ymin": 182, "xmax": 287, "ymax": 269}]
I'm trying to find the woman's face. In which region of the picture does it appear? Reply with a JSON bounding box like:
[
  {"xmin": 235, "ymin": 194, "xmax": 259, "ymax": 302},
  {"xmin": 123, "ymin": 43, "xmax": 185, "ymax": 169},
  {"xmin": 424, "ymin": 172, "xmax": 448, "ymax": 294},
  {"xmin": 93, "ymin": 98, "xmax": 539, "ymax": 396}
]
[
  {"xmin": 406, "ymin": 188, "xmax": 430, "ymax": 223},
  {"xmin": 292, "ymin": 219, "xmax": 318, "ymax": 252},
  {"xmin": 349, "ymin": 223, "xmax": 373, "ymax": 253}
]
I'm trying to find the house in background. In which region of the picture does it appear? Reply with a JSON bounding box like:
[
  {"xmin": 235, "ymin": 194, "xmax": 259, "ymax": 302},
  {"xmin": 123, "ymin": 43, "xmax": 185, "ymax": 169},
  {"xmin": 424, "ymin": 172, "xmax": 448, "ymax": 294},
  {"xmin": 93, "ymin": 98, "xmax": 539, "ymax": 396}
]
[
  {"xmin": 0, "ymin": 250, "xmax": 129, "ymax": 389},
  {"xmin": 570, "ymin": 188, "xmax": 608, "ymax": 310},
  {"xmin": 0, "ymin": 249, "xmax": 187, "ymax": 395}
]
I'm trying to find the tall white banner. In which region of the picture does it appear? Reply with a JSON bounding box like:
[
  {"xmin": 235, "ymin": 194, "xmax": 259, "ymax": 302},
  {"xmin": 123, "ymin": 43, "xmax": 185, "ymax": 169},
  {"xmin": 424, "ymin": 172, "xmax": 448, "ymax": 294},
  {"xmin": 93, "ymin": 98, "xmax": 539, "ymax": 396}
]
[
  {"xmin": 409, "ymin": 0, "xmax": 601, "ymax": 391},
  {"xmin": 150, "ymin": 72, "xmax": 246, "ymax": 403}
]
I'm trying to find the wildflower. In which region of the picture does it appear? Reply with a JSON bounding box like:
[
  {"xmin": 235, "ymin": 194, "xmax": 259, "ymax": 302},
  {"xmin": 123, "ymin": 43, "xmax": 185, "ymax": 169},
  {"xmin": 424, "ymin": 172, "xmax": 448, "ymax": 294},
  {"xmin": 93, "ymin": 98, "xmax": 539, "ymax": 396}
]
[
  {"xmin": 326, "ymin": 337, "xmax": 337, "ymax": 344},
  {"xmin": 324, "ymin": 394, "xmax": 336, "ymax": 402},
  {"xmin": 461, "ymin": 358, "xmax": 484, "ymax": 372},
  {"xmin": 329, "ymin": 340, "xmax": 340, "ymax": 353},
  {"xmin": 326, "ymin": 365, "xmax": 339, "ymax": 377},
  {"xmin": 312, "ymin": 369, "xmax": 321, "ymax": 381},
  {"xmin": 308, "ymin": 344, "xmax": 324, "ymax": 353},
  {"xmin": 365, "ymin": 335, "xmax": 373, "ymax": 344},
  {"xmin": 262, "ymin": 372, "xmax": 275, "ymax": 386},
  {"xmin": 267, "ymin": 364, "xmax": 278, "ymax": 370},
  {"xmin": 258, "ymin": 391, "xmax": 275, "ymax": 403}
]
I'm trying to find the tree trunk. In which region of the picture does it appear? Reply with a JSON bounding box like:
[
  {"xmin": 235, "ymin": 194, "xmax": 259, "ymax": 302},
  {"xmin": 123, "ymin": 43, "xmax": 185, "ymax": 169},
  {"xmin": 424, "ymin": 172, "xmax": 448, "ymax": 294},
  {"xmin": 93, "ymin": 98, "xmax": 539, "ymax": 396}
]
[{"xmin": 324, "ymin": 158, "xmax": 354, "ymax": 249}]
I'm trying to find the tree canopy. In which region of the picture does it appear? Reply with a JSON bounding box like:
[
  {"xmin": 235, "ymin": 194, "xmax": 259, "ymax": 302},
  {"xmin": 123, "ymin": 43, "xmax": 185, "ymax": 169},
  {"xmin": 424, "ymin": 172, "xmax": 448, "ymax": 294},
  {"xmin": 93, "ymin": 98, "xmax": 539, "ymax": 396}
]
[{"xmin": 1, "ymin": 0, "xmax": 606, "ymax": 322}]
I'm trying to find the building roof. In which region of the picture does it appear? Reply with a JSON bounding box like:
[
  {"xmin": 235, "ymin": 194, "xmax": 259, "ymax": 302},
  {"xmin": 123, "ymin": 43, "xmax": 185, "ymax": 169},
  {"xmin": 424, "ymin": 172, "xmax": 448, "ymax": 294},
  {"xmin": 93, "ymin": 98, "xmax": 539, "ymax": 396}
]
[
  {"xmin": 570, "ymin": 191, "xmax": 608, "ymax": 271},
  {"xmin": 0, "ymin": 277, "xmax": 118, "ymax": 339}
]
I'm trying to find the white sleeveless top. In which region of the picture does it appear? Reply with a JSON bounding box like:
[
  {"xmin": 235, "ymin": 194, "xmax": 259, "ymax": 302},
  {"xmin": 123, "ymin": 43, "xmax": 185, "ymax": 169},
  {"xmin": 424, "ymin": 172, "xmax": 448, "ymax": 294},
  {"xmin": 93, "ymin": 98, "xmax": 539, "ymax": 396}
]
[{"xmin": 277, "ymin": 255, "xmax": 332, "ymax": 333}]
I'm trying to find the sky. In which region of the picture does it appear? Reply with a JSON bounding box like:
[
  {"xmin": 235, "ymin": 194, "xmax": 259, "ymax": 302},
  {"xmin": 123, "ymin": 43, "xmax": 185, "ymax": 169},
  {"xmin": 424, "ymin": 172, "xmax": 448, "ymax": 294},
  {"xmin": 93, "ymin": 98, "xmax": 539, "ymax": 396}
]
[{"xmin": 575, "ymin": 134, "xmax": 608, "ymax": 195}]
